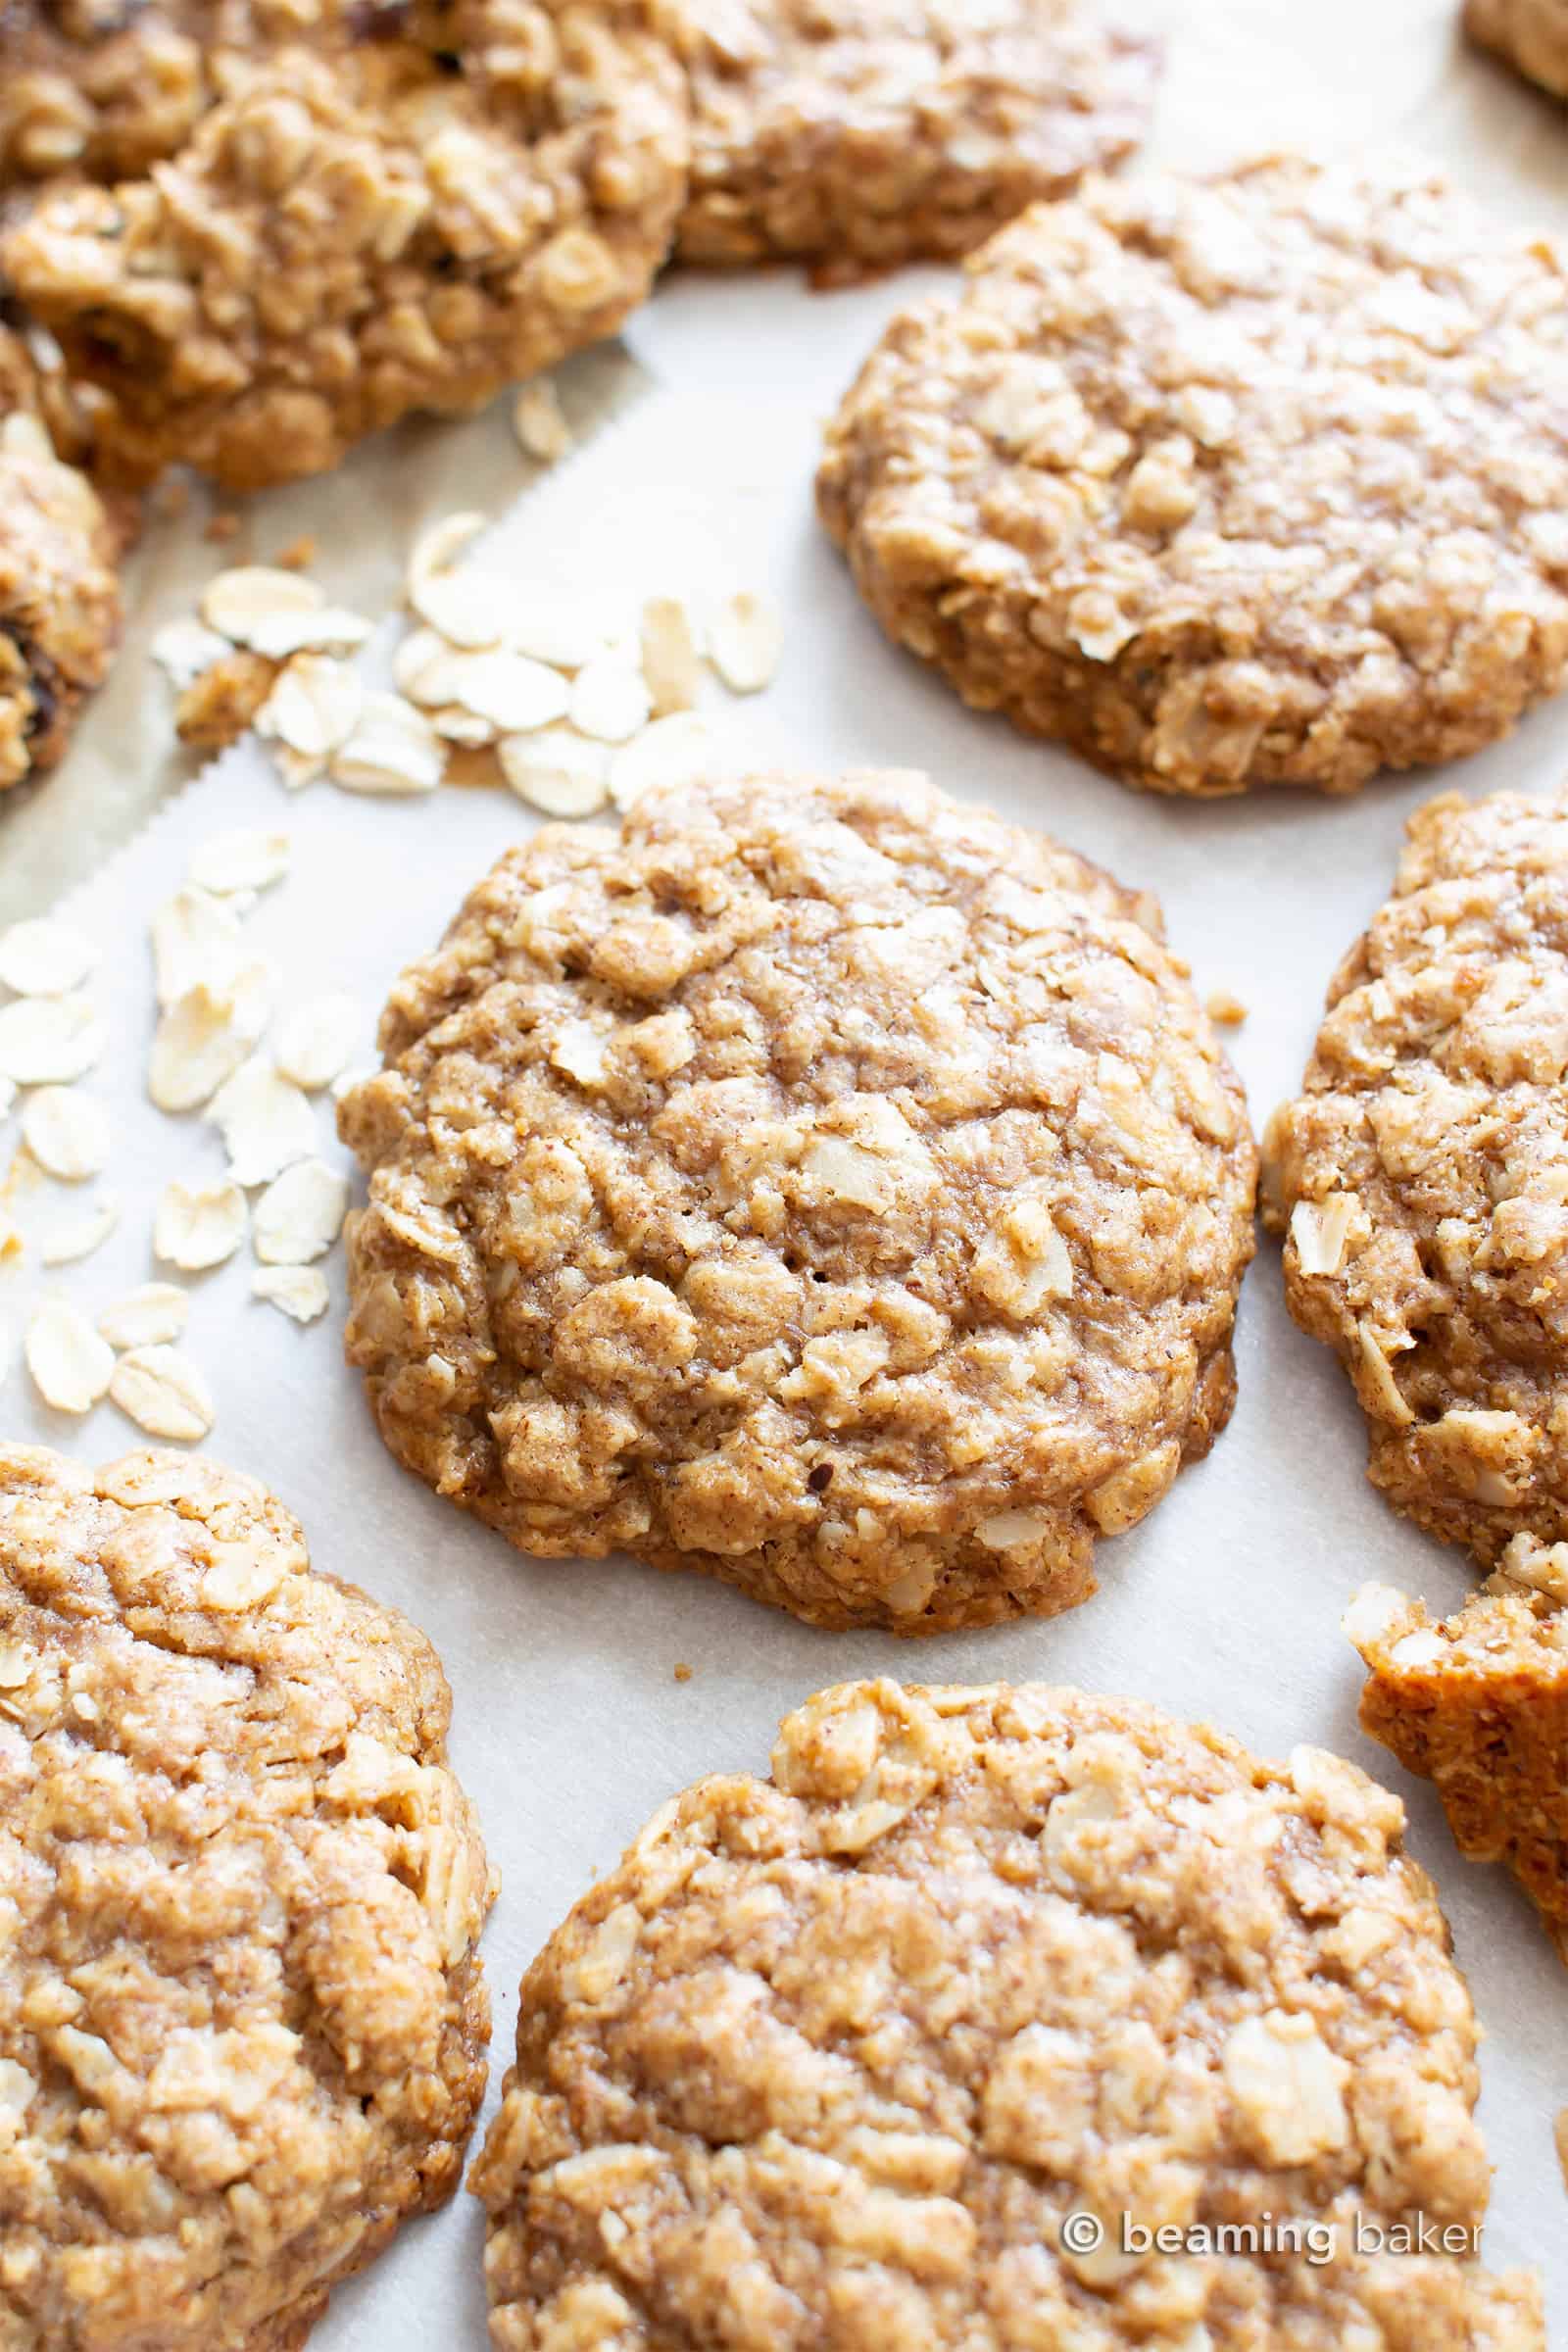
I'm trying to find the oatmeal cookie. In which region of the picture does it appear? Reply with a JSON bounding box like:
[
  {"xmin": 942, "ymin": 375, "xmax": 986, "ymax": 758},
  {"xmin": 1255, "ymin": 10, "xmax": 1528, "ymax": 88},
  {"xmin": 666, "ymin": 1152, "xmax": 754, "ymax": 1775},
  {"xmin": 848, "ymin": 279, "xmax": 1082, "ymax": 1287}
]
[
  {"xmin": 1465, "ymin": 0, "xmax": 1568, "ymax": 99},
  {"xmin": 1264, "ymin": 785, "xmax": 1568, "ymax": 1569},
  {"xmin": 0, "ymin": 1443, "xmax": 497, "ymax": 2352},
  {"xmin": 471, "ymin": 1676, "xmax": 1544, "ymax": 2350},
  {"xmin": 817, "ymin": 156, "xmax": 1568, "ymax": 799},
  {"xmin": 1348, "ymin": 1579, "xmax": 1568, "ymax": 1966},
  {"xmin": 664, "ymin": 0, "xmax": 1159, "ymax": 276},
  {"xmin": 339, "ymin": 768, "xmax": 1254, "ymax": 1633},
  {"xmin": 2, "ymin": 2, "xmax": 690, "ymax": 489},
  {"xmin": 0, "ymin": 322, "xmax": 120, "ymax": 794}
]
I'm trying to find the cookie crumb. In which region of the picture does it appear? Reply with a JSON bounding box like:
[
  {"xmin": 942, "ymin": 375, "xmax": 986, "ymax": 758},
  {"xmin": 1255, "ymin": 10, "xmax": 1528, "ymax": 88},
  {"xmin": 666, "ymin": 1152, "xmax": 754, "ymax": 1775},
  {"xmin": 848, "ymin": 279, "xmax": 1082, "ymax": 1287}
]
[
  {"xmin": 672, "ymin": 1661, "xmax": 692, "ymax": 1684},
  {"xmin": 273, "ymin": 535, "xmax": 317, "ymax": 572},
  {"xmin": 1206, "ymin": 990, "xmax": 1249, "ymax": 1026},
  {"xmin": 205, "ymin": 511, "xmax": 242, "ymax": 545}
]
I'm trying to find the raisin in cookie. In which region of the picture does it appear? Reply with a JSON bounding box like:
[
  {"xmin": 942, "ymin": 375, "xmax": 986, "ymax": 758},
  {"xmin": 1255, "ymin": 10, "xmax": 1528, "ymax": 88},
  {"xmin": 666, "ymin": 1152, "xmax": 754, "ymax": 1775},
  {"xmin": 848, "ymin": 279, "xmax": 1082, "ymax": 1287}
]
[
  {"xmin": 471, "ymin": 1676, "xmax": 1544, "ymax": 2350},
  {"xmin": 0, "ymin": 324, "xmax": 120, "ymax": 794},
  {"xmin": 818, "ymin": 156, "xmax": 1568, "ymax": 798},
  {"xmin": 0, "ymin": 1444, "xmax": 496, "ymax": 2352},
  {"xmin": 1465, "ymin": 0, "xmax": 1568, "ymax": 99},
  {"xmin": 1348, "ymin": 1579, "xmax": 1568, "ymax": 1967},
  {"xmin": 2, "ymin": 2, "xmax": 690, "ymax": 489},
  {"xmin": 1265, "ymin": 785, "xmax": 1568, "ymax": 1569},
  {"xmin": 665, "ymin": 0, "xmax": 1159, "ymax": 276},
  {"xmin": 339, "ymin": 768, "xmax": 1254, "ymax": 1633}
]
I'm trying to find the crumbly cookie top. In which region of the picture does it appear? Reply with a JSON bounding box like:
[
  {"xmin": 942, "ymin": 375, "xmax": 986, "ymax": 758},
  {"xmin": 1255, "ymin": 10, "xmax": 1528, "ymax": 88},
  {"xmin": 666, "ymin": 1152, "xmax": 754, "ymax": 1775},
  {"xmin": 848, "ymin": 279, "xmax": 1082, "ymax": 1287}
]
[
  {"xmin": 3, "ymin": 0, "xmax": 691, "ymax": 488},
  {"xmin": 473, "ymin": 1677, "xmax": 1543, "ymax": 2350},
  {"xmin": 339, "ymin": 769, "xmax": 1254, "ymax": 1631},
  {"xmin": 0, "ymin": 1444, "xmax": 494, "ymax": 2352},
  {"xmin": 1266, "ymin": 785, "xmax": 1568, "ymax": 1569},
  {"xmin": 817, "ymin": 157, "xmax": 1568, "ymax": 796},
  {"xmin": 665, "ymin": 0, "xmax": 1159, "ymax": 271}
]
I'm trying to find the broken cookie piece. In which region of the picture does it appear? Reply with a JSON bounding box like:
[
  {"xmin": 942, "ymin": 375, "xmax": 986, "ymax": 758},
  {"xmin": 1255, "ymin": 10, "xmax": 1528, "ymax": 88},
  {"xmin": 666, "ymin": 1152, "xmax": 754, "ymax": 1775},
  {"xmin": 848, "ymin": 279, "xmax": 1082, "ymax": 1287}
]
[{"xmin": 1348, "ymin": 1575, "xmax": 1568, "ymax": 1966}]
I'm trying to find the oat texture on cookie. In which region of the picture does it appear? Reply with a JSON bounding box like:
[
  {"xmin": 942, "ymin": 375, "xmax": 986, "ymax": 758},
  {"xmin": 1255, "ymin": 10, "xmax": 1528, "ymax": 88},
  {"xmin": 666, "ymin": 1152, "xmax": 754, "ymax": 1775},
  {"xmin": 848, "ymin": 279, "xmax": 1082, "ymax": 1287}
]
[
  {"xmin": 2, "ymin": 1, "xmax": 691, "ymax": 489},
  {"xmin": 818, "ymin": 156, "xmax": 1568, "ymax": 798},
  {"xmin": 471, "ymin": 1677, "xmax": 1544, "ymax": 2350},
  {"xmin": 339, "ymin": 768, "xmax": 1255, "ymax": 1632},
  {"xmin": 0, "ymin": 1444, "xmax": 496, "ymax": 2352},
  {"xmin": 0, "ymin": 325, "xmax": 122, "ymax": 794},
  {"xmin": 1348, "ymin": 1580, "xmax": 1568, "ymax": 1968},
  {"xmin": 1465, "ymin": 0, "xmax": 1568, "ymax": 98},
  {"xmin": 664, "ymin": 0, "xmax": 1159, "ymax": 275},
  {"xmin": 1266, "ymin": 785, "xmax": 1568, "ymax": 1569}
]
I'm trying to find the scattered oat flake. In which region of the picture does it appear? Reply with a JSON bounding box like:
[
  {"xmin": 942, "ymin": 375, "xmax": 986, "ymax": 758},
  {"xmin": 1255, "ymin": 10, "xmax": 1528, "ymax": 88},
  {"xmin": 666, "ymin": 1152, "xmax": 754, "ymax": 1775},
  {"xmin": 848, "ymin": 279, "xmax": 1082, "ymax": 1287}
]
[
  {"xmin": 21, "ymin": 1088, "xmax": 111, "ymax": 1180},
  {"xmin": 514, "ymin": 378, "xmax": 572, "ymax": 464},
  {"xmin": 188, "ymin": 828, "xmax": 291, "ymax": 896},
  {"xmin": 0, "ymin": 994, "xmax": 105, "ymax": 1087},
  {"xmin": 98, "ymin": 1284, "xmax": 189, "ymax": 1350},
  {"xmin": 640, "ymin": 597, "xmax": 702, "ymax": 717},
  {"xmin": 392, "ymin": 626, "xmax": 448, "ymax": 699},
  {"xmin": 609, "ymin": 712, "xmax": 719, "ymax": 809},
  {"xmin": 208, "ymin": 1055, "xmax": 315, "ymax": 1186},
  {"xmin": 507, "ymin": 593, "xmax": 612, "ymax": 672},
  {"xmin": 39, "ymin": 1191, "xmax": 120, "ymax": 1266},
  {"xmin": 413, "ymin": 646, "xmax": 568, "ymax": 733},
  {"xmin": 499, "ymin": 728, "xmax": 609, "ymax": 817},
  {"xmin": 258, "ymin": 654, "xmax": 364, "ymax": 760},
  {"xmin": 110, "ymin": 1346, "xmax": 215, "ymax": 1443},
  {"xmin": 272, "ymin": 994, "xmax": 358, "ymax": 1092},
  {"xmin": 411, "ymin": 564, "xmax": 509, "ymax": 651},
  {"xmin": 25, "ymin": 1301, "xmax": 115, "ymax": 1414},
  {"xmin": 148, "ymin": 976, "xmax": 270, "ymax": 1114},
  {"xmin": 431, "ymin": 706, "xmax": 497, "ymax": 748},
  {"xmin": 150, "ymin": 616, "xmax": 231, "ymax": 690},
  {"xmin": 271, "ymin": 744, "xmax": 326, "ymax": 792},
  {"xmin": 0, "ymin": 917, "xmax": 99, "ymax": 997},
  {"xmin": 154, "ymin": 1179, "xmax": 247, "ymax": 1271},
  {"xmin": 1206, "ymin": 990, "xmax": 1249, "ymax": 1026},
  {"xmin": 569, "ymin": 658, "xmax": 651, "ymax": 744},
  {"xmin": 253, "ymin": 1157, "xmax": 349, "ymax": 1265},
  {"xmin": 247, "ymin": 606, "xmax": 374, "ymax": 662},
  {"xmin": 202, "ymin": 564, "xmax": 325, "ymax": 646},
  {"xmin": 151, "ymin": 885, "xmax": 247, "ymax": 1008},
  {"xmin": 330, "ymin": 694, "xmax": 445, "ymax": 796},
  {"xmin": 409, "ymin": 511, "xmax": 485, "ymax": 589},
  {"xmin": 253, "ymin": 1265, "xmax": 329, "ymax": 1324},
  {"xmin": 709, "ymin": 589, "xmax": 782, "ymax": 694}
]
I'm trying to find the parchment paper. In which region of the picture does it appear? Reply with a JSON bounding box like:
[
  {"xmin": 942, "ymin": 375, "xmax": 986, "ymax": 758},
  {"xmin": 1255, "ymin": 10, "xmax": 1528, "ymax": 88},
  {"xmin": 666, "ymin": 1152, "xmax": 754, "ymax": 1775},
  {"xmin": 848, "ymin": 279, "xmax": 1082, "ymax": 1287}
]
[{"xmin": 3, "ymin": 0, "xmax": 1568, "ymax": 2337}]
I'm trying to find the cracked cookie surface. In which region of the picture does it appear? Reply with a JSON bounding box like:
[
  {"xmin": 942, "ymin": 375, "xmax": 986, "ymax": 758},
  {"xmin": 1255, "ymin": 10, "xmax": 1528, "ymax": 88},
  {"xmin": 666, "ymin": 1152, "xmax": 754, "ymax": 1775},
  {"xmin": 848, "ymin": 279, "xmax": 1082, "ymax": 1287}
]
[
  {"xmin": 0, "ymin": 325, "xmax": 120, "ymax": 794},
  {"xmin": 664, "ymin": 0, "xmax": 1159, "ymax": 276},
  {"xmin": 471, "ymin": 1676, "xmax": 1544, "ymax": 2351},
  {"xmin": 1465, "ymin": 0, "xmax": 1568, "ymax": 98},
  {"xmin": 817, "ymin": 156, "xmax": 1568, "ymax": 798},
  {"xmin": 1348, "ymin": 1578, "xmax": 1568, "ymax": 1968},
  {"xmin": 0, "ymin": 1443, "xmax": 496, "ymax": 2352},
  {"xmin": 339, "ymin": 769, "xmax": 1255, "ymax": 1633},
  {"xmin": 2, "ymin": 0, "xmax": 691, "ymax": 489},
  {"xmin": 1265, "ymin": 785, "xmax": 1568, "ymax": 1569}
]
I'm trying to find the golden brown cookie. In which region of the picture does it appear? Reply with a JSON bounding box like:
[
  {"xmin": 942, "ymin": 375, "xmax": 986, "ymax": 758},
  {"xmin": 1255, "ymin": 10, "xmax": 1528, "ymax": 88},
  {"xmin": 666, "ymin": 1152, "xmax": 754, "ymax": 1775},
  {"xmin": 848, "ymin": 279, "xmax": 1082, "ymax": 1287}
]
[
  {"xmin": 665, "ymin": 0, "xmax": 1159, "ymax": 276},
  {"xmin": 0, "ymin": 321, "xmax": 120, "ymax": 794},
  {"xmin": 818, "ymin": 156, "xmax": 1568, "ymax": 798},
  {"xmin": 1465, "ymin": 0, "xmax": 1568, "ymax": 99},
  {"xmin": 1348, "ymin": 1579, "xmax": 1568, "ymax": 1967},
  {"xmin": 2, "ymin": 1, "xmax": 691, "ymax": 489},
  {"xmin": 1265, "ymin": 784, "xmax": 1568, "ymax": 1570},
  {"xmin": 471, "ymin": 1676, "xmax": 1544, "ymax": 2350},
  {"xmin": 338, "ymin": 768, "xmax": 1255, "ymax": 1633},
  {"xmin": 0, "ymin": 1443, "xmax": 497, "ymax": 2352}
]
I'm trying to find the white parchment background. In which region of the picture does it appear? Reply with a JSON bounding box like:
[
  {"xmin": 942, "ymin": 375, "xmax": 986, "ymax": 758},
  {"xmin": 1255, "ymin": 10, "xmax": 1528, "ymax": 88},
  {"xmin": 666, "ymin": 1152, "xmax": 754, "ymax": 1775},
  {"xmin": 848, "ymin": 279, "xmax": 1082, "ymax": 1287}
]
[{"xmin": 3, "ymin": 0, "xmax": 1568, "ymax": 2339}]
